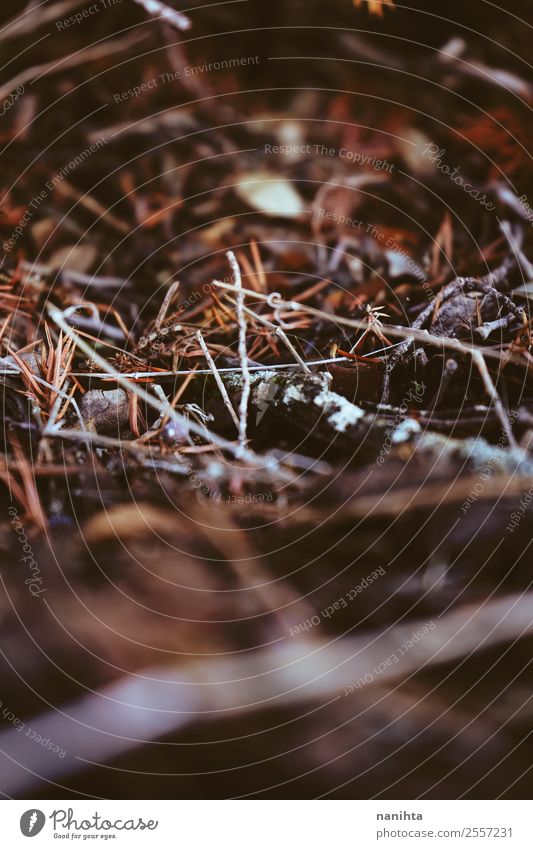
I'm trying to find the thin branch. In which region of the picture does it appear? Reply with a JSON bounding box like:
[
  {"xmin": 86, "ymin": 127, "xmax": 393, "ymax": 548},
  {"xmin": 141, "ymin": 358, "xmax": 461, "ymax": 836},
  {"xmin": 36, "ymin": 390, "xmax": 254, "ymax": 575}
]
[
  {"xmin": 196, "ymin": 330, "xmax": 240, "ymax": 431},
  {"xmin": 238, "ymin": 302, "xmax": 311, "ymax": 372},
  {"xmin": 228, "ymin": 250, "xmax": 251, "ymax": 453},
  {"xmin": 132, "ymin": 0, "xmax": 191, "ymax": 31},
  {"xmin": 210, "ymin": 279, "xmax": 515, "ymax": 363},
  {"xmin": 471, "ymin": 349, "xmax": 517, "ymax": 447},
  {"xmin": 500, "ymin": 221, "xmax": 533, "ymax": 280},
  {"xmin": 63, "ymin": 356, "xmax": 369, "ymax": 380},
  {"xmin": 0, "ymin": 0, "xmax": 84, "ymax": 43},
  {"xmin": 155, "ymin": 280, "xmax": 180, "ymax": 329},
  {"xmin": 0, "ymin": 32, "xmax": 145, "ymax": 101}
]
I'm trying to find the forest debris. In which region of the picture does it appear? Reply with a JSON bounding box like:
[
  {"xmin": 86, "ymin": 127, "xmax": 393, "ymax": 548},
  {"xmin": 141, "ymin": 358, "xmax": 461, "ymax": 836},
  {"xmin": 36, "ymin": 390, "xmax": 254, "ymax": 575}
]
[
  {"xmin": 196, "ymin": 330, "xmax": 240, "ymax": 431},
  {"xmin": 2, "ymin": 0, "xmax": 533, "ymax": 801},
  {"xmin": 377, "ymin": 273, "xmax": 524, "ymax": 446},
  {"xmin": 0, "ymin": 31, "xmax": 146, "ymax": 101},
  {"xmin": 237, "ymin": 370, "xmax": 375, "ymax": 443},
  {"xmin": 235, "ymin": 171, "xmax": 305, "ymax": 218},
  {"xmin": 210, "ymin": 276, "xmax": 526, "ymax": 365},
  {"xmin": 48, "ymin": 304, "xmax": 288, "ymax": 471},
  {"xmin": 427, "ymin": 280, "xmax": 524, "ymax": 341},
  {"xmin": 211, "ymin": 276, "xmax": 525, "ymax": 450},
  {"xmin": 47, "ymin": 244, "xmax": 98, "ymax": 274},
  {"xmin": 79, "ymin": 389, "xmax": 129, "ymax": 433}
]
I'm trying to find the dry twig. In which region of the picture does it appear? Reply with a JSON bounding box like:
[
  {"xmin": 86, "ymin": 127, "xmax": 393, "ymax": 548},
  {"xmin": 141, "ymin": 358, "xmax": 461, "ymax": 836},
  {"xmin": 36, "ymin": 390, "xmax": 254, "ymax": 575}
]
[
  {"xmin": 196, "ymin": 329, "xmax": 240, "ymax": 431},
  {"xmin": 227, "ymin": 250, "xmax": 251, "ymax": 453}
]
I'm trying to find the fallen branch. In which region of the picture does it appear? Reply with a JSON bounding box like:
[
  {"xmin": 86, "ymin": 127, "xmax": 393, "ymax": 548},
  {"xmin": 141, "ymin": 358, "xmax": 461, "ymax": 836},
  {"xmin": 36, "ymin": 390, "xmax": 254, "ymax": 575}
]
[{"xmin": 212, "ymin": 279, "xmax": 520, "ymax": 448}]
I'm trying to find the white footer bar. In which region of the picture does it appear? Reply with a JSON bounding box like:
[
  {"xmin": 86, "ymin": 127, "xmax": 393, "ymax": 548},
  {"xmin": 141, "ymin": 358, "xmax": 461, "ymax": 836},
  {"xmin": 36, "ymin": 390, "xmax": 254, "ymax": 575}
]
[{"xmin": 1, "ymin": 800, "xmax": 531, "ymax": 847}]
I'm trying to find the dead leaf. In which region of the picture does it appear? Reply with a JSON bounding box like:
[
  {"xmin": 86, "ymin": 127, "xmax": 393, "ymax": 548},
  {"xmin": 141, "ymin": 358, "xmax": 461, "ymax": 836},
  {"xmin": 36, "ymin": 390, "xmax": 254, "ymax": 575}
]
[
  {"xmin": 80, "ymin": 389, "xmax": 129, "ymax": 433},
  {"xmin": 47, "ymin": 244, "xmax": 97, "ymax": 273},
  {"xmin": 235, "ymin": 171, "xmax": 305, "ymax": 218}
]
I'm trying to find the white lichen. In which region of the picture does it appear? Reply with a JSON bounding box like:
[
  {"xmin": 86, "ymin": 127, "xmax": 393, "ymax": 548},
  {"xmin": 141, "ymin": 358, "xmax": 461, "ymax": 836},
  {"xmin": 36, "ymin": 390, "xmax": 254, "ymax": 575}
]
[
  {"xmin": 392, "ymin": 418, "xmax": 422, "ymax": 444},
  {"xmin": 281, "ymin": 373, "xmax": 365, "ymax": 432},
  {"xmin": 312, "ymin": 387, "xmax": 365, "ymax": 432},
  {"xmin": 416, "ymin": 433, "xmax": 533, "ymax": 475},
  {"xmin": 283, "ymin": 383, "xmax": 308, "ymax": 404}
]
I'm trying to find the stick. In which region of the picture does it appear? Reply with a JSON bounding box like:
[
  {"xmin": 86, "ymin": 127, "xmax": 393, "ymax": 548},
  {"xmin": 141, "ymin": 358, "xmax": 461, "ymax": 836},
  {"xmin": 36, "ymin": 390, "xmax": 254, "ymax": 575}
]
[
  {"xmin": 0, "ymin": 32, "xmax": 145, "ymax": 101},
  {"xmin": 228, "ymin": 250, "xmax": 251, "ymax": 453},
  {"xmin": 132, "ymin": 0, "xmax": 191, "ymax": 31},
  {"xmin": 239, "ymin": 302, "xmax": 311, "ymax": 372},
  {"xmin": 196, "ymin": 330, "xmax": 240, "ymax": 431},
  {"xmin": 471, "ymin": 349, "xmax": 517, "ymax": 447},
  {"xmin": 155, "ymin": 280, "xmax": 180, "ymax": 329}
]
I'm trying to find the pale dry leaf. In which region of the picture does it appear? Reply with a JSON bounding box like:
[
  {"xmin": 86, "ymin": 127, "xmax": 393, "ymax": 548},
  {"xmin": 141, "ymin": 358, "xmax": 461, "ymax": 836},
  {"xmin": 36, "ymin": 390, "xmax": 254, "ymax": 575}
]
[
  {"xmin": 47, "ymin": 244, "xmax": 97, "ymax": 274},
  {"xmin": 235, "ymin": 171, "xmax": 305, "ymax": 219},
  {"xmin": 79, "ymin": 388, "xmax": 129, "ymax": 433}
]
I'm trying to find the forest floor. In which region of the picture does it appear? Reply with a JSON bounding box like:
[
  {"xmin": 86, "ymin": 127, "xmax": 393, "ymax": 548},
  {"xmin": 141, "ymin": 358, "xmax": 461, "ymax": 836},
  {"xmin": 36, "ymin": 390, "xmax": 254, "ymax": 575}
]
[{"xmin": 1, "ymin": 0, "xmax": 533, "ymax": 799}]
